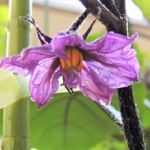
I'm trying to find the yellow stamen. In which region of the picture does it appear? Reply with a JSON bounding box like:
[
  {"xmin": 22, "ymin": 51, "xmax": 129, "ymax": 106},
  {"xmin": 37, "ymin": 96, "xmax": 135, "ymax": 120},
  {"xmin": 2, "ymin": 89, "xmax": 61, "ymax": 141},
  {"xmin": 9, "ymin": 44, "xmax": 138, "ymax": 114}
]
[{"xmin": 60, "ymin": 47, "xmax": 83, "ymax": 72}]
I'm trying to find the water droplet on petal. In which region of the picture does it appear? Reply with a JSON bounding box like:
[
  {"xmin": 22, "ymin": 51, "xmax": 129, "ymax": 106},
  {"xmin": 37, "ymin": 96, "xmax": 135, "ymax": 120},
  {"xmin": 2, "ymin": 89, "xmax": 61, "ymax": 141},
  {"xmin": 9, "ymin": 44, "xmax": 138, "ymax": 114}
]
[
  {"xmin": 7, "ymin": 65, "xmax": 15, "ymax": 71},
  {"xmin": 33, "ymin": 87, "xmax": 38, "ymax": 94},
  {"xmin": 111, "ymin": 84, "xmax": 117, "ymax": 88},
  {"xmin": 110, "ymin": 73, "xmax": 113, "ymax": 77},
  {"xmin": 120, "ymin": 82, "xmax": 127, "ymax": 87},
  {"xmin": 103, "ymin": 76, "xmax": 107, "ymax": 82},
  {"xmin": 94, "ymin": 68, "xmax": 101, "ymax": 74},
  {"xmin": 86, "ymin": 80, "xmax": 89, "ymax": 84},
  {"xmin": 86, "ymin": 91, "xmax": 97, "ymax": 100}
]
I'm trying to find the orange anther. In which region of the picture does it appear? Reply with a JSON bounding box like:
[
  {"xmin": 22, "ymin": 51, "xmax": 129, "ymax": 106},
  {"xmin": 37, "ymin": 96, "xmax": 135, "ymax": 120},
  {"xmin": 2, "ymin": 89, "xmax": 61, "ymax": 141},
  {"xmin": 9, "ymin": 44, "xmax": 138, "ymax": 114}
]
[{"xmin": 60, "ymin": 47, "xmax": 83, "ymax": 72}]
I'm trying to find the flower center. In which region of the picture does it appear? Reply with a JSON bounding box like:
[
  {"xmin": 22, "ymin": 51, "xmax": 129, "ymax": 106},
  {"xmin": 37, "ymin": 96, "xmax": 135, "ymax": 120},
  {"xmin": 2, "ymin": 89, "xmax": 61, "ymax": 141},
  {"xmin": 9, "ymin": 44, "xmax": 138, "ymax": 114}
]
[{"xmin": 60, "ymin": 47, "xmax": 83, "ymax": 73}]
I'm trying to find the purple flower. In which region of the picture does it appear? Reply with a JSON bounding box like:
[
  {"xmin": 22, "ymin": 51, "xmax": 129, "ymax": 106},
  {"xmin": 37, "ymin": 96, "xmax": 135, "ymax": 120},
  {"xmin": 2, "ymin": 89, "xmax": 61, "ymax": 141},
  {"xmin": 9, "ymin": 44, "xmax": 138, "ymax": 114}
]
[{"xmin": 0, "ymin": 31, "xmax": 140, "ymax": 109}]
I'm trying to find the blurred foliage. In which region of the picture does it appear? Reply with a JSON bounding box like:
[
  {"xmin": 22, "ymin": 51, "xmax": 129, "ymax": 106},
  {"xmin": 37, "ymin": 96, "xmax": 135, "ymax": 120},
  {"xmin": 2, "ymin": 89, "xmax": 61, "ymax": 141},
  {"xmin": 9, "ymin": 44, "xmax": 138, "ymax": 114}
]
[
  {"xmin": 132, "ymin": 0, "xmax": 150, "ymax": 22},
  {"xmin": 90, "ymin": 133, "xmax": 127, "ymax": 150},
  {"xmin": 0, "ymin": 5, "xmax": 8, "ymax": 58}
]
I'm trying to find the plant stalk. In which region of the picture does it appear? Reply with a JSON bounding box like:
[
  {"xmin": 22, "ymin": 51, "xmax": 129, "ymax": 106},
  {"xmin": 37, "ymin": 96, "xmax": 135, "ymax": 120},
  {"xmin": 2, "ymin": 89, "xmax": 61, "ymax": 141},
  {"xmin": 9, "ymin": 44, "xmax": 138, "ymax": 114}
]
[
  {"xmin": 1, "ymin": 0, "xmax": 31, "ymax": 150},
  {"xmin": 78, "ymin": 0, "xmax": 146, "ymax": 149}
]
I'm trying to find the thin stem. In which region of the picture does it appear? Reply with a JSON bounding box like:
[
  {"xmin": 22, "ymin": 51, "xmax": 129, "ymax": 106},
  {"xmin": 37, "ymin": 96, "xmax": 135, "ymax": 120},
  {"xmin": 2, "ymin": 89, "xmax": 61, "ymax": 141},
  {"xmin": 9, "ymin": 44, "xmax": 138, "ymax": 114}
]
[
  {"xmin": 96, "ymin": 102, "xmax": 123, "ymax": 129},
  {"xmin": 67, "ymin": 9, "xmax": 90, "ymax": 34},
  {"xmin": 99, "ymin": 0, "xmax": 121, "ymax": 18},
  {"xmin": 118, "ymin": 86, "xmax": 146, "ymax": 149},
  {"xmin": 79, "ymin": 0, "xmax": 120, "ymax": 32},
  {"xmin": 114, "ymin": 0, "xmax": 126, "ymax": 17},
  {"xmin": 1, "ymin": 0, "xmax": 31, "ymax": 150},
  {"xmin": 78, "ymin": 0, "xmax": 146, "ymax": 149},
  {"xmin": 83, "ymin": 9, "xmax": 102, "ymax": 40}
]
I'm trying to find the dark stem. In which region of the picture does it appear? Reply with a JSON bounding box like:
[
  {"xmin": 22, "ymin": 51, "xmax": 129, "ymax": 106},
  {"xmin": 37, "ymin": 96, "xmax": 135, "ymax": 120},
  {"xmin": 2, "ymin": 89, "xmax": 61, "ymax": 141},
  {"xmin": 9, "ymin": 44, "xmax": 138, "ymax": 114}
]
[
  {"xmin": 78, "ymin": 0, "xmax": 146, "ymax": 149},
  {"xmin": 67, "ymin": 9, "xmax": 90, "ymax": 34},
  {"xmin": 114, "ymin": 0, "xmax": 126, "ymax": 17},
  {"xmin": 116, "ymin": 1, "xmax": 145, "ymax": 149},
  {"xmin": 83, "ymin": 9, "xmax": 102, "ymax": 40},
  {"xmin": 118, "ymin": 86, "xmax": 145, "ymax": 149},
  {"xmin": 99, "ymin": 0, "xmax": 121, "ymax": 18},
  {"xmin": 79, "ymin": 0, "xmax": 120, "ymax": 32}
]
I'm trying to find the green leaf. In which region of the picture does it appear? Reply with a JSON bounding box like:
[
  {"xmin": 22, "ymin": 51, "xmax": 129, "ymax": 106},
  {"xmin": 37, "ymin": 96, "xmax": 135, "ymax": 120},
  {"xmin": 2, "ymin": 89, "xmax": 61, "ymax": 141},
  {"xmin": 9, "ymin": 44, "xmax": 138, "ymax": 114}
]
[
  {"xmin": 29, "ymin": 92, "xmax": 119, "ymax": 150},
  {"xmin": 132, "ymin": 0, "xmax": 150, "ymax": 22}
]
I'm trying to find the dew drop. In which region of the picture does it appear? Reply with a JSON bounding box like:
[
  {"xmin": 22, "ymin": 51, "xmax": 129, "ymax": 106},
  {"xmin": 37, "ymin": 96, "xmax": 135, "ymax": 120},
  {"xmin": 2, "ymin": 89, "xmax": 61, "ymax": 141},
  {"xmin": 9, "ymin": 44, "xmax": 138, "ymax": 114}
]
[
  {"xmin": 110, "ymin": 73, "xmax": 113, "ymax": 77},
  {"xmin": 103, "ymin": 76, "xmax": 107, "ymax": 82},
  {"xmin": 33, "ymin": 87, "xmax": 38, "ymax": 94},
  {"xmin": 86, "ymin": 91, "xmax": 97, "ymax": 100},
  {"xmin": 7, "ymin": 65, "xmax": 15, "ymax": 71},
  {"xmin": 111, "ymin": 84, "xmax": 117, "ymax": 88},
  {"xmin": 86, "ymin": 80, "xmax": 89, "ymax": 84},
  {"xmin": 94, "ymin": 68, "xmax": 101, "ymax": 74},
  {"xmin": 120, "ymin": 82, "xmax": 127, "ymax": 87}
]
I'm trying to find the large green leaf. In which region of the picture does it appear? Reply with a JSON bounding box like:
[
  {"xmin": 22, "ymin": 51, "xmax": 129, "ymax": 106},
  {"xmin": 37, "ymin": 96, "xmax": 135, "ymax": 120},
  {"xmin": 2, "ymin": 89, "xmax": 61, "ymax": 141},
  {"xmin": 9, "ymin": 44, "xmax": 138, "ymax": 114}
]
[
  {"xmin": 132, "ymin": 0, "xmax": 150, "ymax": 22},
  {"xmin": 29, "ymin": 92, "xmax": 119, "ymax": 150}
]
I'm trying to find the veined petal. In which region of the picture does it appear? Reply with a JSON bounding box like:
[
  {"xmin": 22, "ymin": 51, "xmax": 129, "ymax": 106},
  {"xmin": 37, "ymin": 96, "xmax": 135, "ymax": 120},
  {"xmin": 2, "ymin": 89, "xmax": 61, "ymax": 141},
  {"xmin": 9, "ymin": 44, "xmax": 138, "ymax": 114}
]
[
  {"xmin": 79, "ymin": 63, "xmax": 116, "ymax": 104},
  {"xmin": 21, "ymin": 44, "xmax": 54, "ymax": 60},
  {"xmin": 51, "ymin": 32, "xmax": 97, "ymax": 60},
  {"xmin": 86, "ymin": 55, "xmax": 140, "ymax": 89},
  {"xmin": 83, "ymin": 33, "xmax": 140, "ymax": 89},
  {"xmin": 0, "ymin": 55, "xmax": 38, "ymax": 76},
  {"xmin": 60, "ymin": 67, "xmax": 80, "ymax": 88},
  {"xmin": 92, "ymin": 33, "xmax": 138, "ymax": 53},
  {"xmin": 29, "ymin": 57, "xmax": 60, "ymax": 109}
]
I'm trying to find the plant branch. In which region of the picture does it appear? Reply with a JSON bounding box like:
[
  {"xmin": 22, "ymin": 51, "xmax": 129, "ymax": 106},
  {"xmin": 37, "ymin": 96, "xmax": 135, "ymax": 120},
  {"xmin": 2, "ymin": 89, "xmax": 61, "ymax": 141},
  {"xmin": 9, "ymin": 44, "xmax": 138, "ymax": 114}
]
[
  {"xmin": 79, "ymin": 0, "xmax": 120, "ymax": 32},
  {"xmin": 118, "ymin": 86, "xmax": 146, "ymax": 150},
  {"xmin": 114, "ymin": 0, "xmax": 126, "ymax": 17},
  {"xmin": 67, "ymin": 9, "xmax": 90, "ymax": 33},
  {"xmin": 78, "ymin": 0, "xmax": 146, "ymax": 149},
  {"xmin": 96, "ymin": 102, "xmax": 123, "ymax": 129},
  {"xmin": 99, "ymin": 0, "xmax": 121, "ymax": 18}
]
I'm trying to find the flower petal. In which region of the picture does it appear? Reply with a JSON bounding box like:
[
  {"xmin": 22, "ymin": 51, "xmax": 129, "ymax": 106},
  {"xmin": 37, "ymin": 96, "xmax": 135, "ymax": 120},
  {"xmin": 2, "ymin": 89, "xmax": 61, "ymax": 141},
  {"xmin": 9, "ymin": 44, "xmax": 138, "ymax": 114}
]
[
  {"xmin": 21, "ymin": 44, "xmax": 54, "ymax": 60},
  {"xmin": 60, "ymin": 68, "xmax": 80, "ymax": 88},
  {"xmin": 29, "ymin": 57, "xmax": 60, "ymax": 109},
  {"xmin": 51, "ymin": 32, "xmax": 97, "ymax": 59},
  {"xmin": 92, "ymin": 32, "xmax": 138, "ymax": 53},
  {"xmin": 83, "ymin": 33, "xmax": 140, "ymax": 89},
  {"xmin": 0, "ymin": 55, "xmax": 38, "ymax": 76},
  {"xmin": 79, "ymin": 63, "xmax": 116, "ymax": 104},
  {"xmin": 86, "ymin": 54, "xmax": 140, "ymax": 89}
]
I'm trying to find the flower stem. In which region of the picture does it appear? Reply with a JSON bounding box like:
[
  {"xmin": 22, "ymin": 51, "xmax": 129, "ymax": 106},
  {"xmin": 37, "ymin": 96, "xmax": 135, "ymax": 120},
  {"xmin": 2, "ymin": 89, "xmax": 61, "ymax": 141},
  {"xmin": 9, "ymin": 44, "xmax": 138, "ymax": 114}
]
[
  {"xmin": 67, "ymin": 9, "xmax": 90, "ymax": 33},
  {"xmin": 79, "ymin": 0, "xmax": 146, "ymax": 149},
  {"xmin": 118, "ymin": 86, "xmax": 145, "ymax": 149},
  {"xmin": 0, "ymin": 0, "xmax": 31, "ymax": 150}
]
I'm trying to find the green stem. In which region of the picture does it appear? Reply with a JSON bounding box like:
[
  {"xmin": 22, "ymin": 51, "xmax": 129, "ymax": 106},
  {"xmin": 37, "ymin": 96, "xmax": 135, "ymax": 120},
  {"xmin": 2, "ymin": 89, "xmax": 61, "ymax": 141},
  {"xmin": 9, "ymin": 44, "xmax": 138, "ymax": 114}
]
[{"xmin": 1, "ymin": 0, "xmax": 31, "ymax": 150}]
